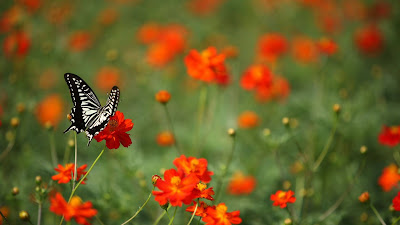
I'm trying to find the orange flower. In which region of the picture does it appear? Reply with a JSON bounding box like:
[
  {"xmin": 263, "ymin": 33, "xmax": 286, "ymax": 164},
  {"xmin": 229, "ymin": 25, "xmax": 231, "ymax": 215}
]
[
  {"xmin": 0, "ymin": 206, "xmax": 9, "ymax": 225},
  {"xmin": 35, "ymin": 94, "xmax": 64, "ymax": 127},
  {"xmin": 240, "ymin": 64, "xmax": 274, "ymax": 91},
  {"xmin": 358, "ymin": 192, "xmax": 369, "ymax": 203},
  {"xmin": 227, "ymin": 172, "xmax": 256, "ymax": 195},
  {"xmin": 378, "ymin": 164, "xmax": 400, "ymax": 192},
  {"xmin": 257, "ymin": 33, "xmax": 288, "ymax": 63},
  {"xmin": 378, "ymin": 125, "xmax": 400, "ymax": 147},
  {"xmin": 256, "ymin": 76, "xmax": 290, "ymax": 102},
  {"xmin": 68, "ymin": 31, "xmax": 93, "ymax": 52},
  {"xmin": 202, "ymin": 203, "xmax": 242, "ymax": 225},
  {"xmin": 3, "ymin": 30, "xmax": 31, "ymax": 58},
  {"xmin": 156, "ymin": 131, "xmax": 175, "ymax": 147},
  {"xmin": 97, "ymin": 8, "xmax": 118, "ymax": 26},
  {"xmin": 152, "ymin": 168, "xmax": 199, "ymax": 207},
  {"xmin": 354, "ymin": 25, "xmax": 383, "ymax": 55},
  {"xmin": 184, "ymin": 46, "xmax": 230, "ymax": 85},
  {"xmin": 393, "ymin": 191, "xmax": 400, "ymax": 211},
  {"xmin": 52, "ymin": 163, "xmax": 88, "ymax": 184},
  {"xmin": 186, "ymin": 201, "xmax": 213, "ymax": 217},
  {"xmin": 317, "ymin": 37, "xmax": 338, "ymax": 55},
  {"xmin": 270, "ymin": 190, "xmax": 296, "ymax": 208},
  {"xmin": 137, "ymin": 23, "xmax": 161, "ymax": 44},
  {"xmin": 191, "ymin": 182, "xmax": 215, "ymax": 200},
  {"xmin": 0, "ymin": 6, "xmax": 24, "ymax": 33},
  {"xmin": 94, "ymin": 67, "xmax": 121, "ymax": 92},
  {"xmin": 291, "ymin": 36, "xmax": 318, "ymax": 64},
  {"xmin": 94, "ymin": 111, "xmax": 134, "ymax": 149},
  {"xmin": 50, "ymin": 193, "xmax": 97, "ymax": 225},
  {"xmin": 187, "ymin": 0, "xmax": 225, "ymax": 15},
  {"xmin": 237, "ymin": 111, "xmax": 260, "ymax": 129},
  {"xmin": 173, "ymin": 155, "xmax": 214, "ymax": 183},
  {"xmin": 155, "ymin": 90, "xmax": 171, "ymax": 104}
]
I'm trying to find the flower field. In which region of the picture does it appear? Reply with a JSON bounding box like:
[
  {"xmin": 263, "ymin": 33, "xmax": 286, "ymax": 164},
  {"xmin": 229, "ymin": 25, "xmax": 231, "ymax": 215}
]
[{"xmin": 1, "ymin": 0, "xmax": 400, "ymax": 224}]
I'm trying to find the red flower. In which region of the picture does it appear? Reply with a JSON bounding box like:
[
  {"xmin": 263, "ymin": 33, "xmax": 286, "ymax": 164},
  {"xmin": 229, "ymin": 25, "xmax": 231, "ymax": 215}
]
[
  {"xmin": 354, "ymin": 25, "xmax": 383, "ymax": 55},
  {"xmin": 270, "ymin": 190, "xmax": 296, "ymax": 208},
  {"xmin": 173, "ymin": 155, "xmax": 214, "ymax": 183},
  {"xmin": 184, "ymin": 46, "xmax": 230, "ymax": 85},
  {"xmin": 237, "ymin": 111, "xmax": 260, "ymax": 129},
  {"xmin": 0, "ymin": 6, "xmax": 23, "ymax": 33},
  {"xmin": 191, "ymin": 182, "xmax": 215, "ymax": 200},
  {"xmin": 156, "ymin": 131, "xmax": 175, "ymax": 147},
  {"xmin": 291, "ymin": 36, "xmax": 318, "ymax": 64},
  {"xmin": 227, "ymin": 172, "xmax": 256, "ymax": 195},
  {"xmin": 256, "ymin": 76, "xmax": 290, "ymax": 102},
  {"xmin": 94, "ymin": 111, "xmax": 134, "ymax": 149},
  {"xmin": 155, "ymin": 90, "xmax": 171, "ymax": 104},
  {"xmin": 202, "ymin": 203, "xmax": 242, "ymax": 225},
  {"xmin": 240, "ymin": 65, "xmax": 274, "ymax": 91},
  {"xmin": 317, "ymin": 37, "xmax": 338, "ymax": 55},
  {"xmin": 257, "ymin": 33, "xmax": 288, "ymax": 63},
  {"xmin": 3, "ymin": 30, "xmax": 31, "ymax": 58},
  {"xmin": 186, "ymin": 201, "xmax": 214, "ymax": 217},
  {"xmin": 393, "ymin": 192, "xmax": 400, "ymax": 211},
  {"xmin": 378, "ymin": 164, "xmax": 400, "ymax": 192},
  {"xmin": 378, "ymin": 125, "xmax": 400, "ymax": 147},
  {"xmin": 68, "ymin": 31, "xmax": 93, "ymax": 52},
  {"xmin": 50, "ymin": 193, "xmax": 97, "ymax": 225},
  {"xmin": 52, "ymin": 163, "xmax": 88, "ymax": 184},
  {"xmin": 152, "ymin": 168, "xmax": 199, "ymax": 207}
]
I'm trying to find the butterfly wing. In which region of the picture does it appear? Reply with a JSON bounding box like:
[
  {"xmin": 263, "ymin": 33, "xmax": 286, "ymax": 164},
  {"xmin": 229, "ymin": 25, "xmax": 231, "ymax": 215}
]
[
  {"xmin": 64, "ymin": 73, "xmax": 102, "ymax": 134},
  {"xmin": 85, "ymin": 86, "xmax": 120, "ymax": 145}
]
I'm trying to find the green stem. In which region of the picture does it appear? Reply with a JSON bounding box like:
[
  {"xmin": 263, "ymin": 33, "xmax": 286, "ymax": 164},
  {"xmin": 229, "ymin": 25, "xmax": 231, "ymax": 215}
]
[
  {"xmin": 121, "ymin": 186, "xmax": 155, "ymax": 225},
  {"xmin": 37, "ymin": 203, "xmax": 42, "ymax": 225},
  {"xmin": 49, "ymin": 130, "xmax": 58, "ymax": 167},
  {"xmin": 313, "ymin": 114, "xmax": 339, "ymax": 171},
  {"xmin": 194, "ymin": 85, "xmax": 208, "ymax": 153},
  {"xmin": 370, "ymin": 202, "xmax": 387, "ymax": 225},
  {"xmin": 163, "ymin": 105, "xmax": 182, "ymax": 155},
  {"xmin": 392, "ymin": 216, "xmax": 400, "ymax": 225},
  {"xmin": 0, "ymin": 130, "xmax": 16, "ymax": 162},
  {"xmin": 72, "ymin": 133, "xmax": 78, "ymax": 190},
  {"xmin": 186, "ymin": 202, "xmax": 198, "ymax": 225},
  {"xmin": 286, "ymin": 206, "xmax": 296, "ymax": 225},
  {"xmin": 215, "ymin": 133, "xmax": 236, "ymax": 202},
  {"xmin": 153, "ymin": 205, "xmax": 171, "ymax": 225},
  {"xmin": 95, "ymin": 215, "xmax": 105, "ymax": 225},
  {"xmin": 167, "ymin": 207, "xmax": 178, "ymax": 225}
]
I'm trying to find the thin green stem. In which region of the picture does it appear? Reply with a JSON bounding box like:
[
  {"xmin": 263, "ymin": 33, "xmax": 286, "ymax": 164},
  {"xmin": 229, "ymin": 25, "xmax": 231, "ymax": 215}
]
[
  {"xmin": 167, "ymin": 207, "xmax": 178, "ymax": 225},
  {"xmin": 0, "ymin": 130, "xmax": 16, "ymax": 162},
  {"xmin": 121, "ymin": 186, "xmax": 155, "ymax": 225},
  {"xmin": 370, "ymin": 202, "xmax": 386, "ymax": 225},
  {"xmin": 163, "ymin": 105, "xmax": 182, "ymax": 155},
  {"xmin": 313, "ymin": 114, "xmax": 339, "ymax": 171},
  {"xmin": 392, "ymin": 216, "xmax": 400, "ymax": 225},
  {"xmin": 95, "ymin": 215, "xmax": 105, "ymax": 225},
  {"xmin": 72, "ymin": 133, "xmax": 78, "ymax": 190},
  {"xmin": 153, "ymin": 205, "xmax": 171, "ymax": 225},
  {"xmin": 186, "ymin": 202, "xmax": 198, "ymax": 225},
  {"xmin": 287, "ymin": 128, "xmax": 311, "ymax": 169},
  {"xmin": 215, "ymin": 133, "xmax": 236, "ymax": 202},
  {"xmin": 196, "ymin": 216, "xmax": 201, "ymax": 225},
  {"xmin": 49, "ymin": 130, "xmax": 58, "ymax": 167},
  {"xmin": 194, "ymin": 85, "xmax": 208, "ymax": 153},
  {"xmin": 37, "ymin": 203, "xmax": 42, "ymax": 225}
]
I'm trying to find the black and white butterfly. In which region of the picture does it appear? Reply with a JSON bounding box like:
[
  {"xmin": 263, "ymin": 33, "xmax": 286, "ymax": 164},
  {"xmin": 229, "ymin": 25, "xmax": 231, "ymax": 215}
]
[{"xmin": 64, "ymin": 73, "xmax": 120, "ymax": 146}]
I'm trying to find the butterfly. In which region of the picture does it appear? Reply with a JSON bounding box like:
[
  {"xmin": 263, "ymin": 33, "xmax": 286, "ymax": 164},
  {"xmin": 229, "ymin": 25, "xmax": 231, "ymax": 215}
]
[{"xmin": 64, "ymin": 73, "xmax": 120, "ymax": 146}]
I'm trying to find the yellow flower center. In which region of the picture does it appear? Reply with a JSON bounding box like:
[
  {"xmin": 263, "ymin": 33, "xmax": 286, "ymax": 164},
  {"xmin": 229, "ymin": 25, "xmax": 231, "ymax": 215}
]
[
  {"xmin": 190, "ymin": 159, "xmax": 199, "ymax": 170},
  {"xmin": 390, "ymin": 126, "xmax": 399, "ymax": 134},
  {"xmin": 170, "ymin": 176, "xmax": 181, "ymax": 186},
  {"xmin": 70, "ymin": 196, "xmax": 83, "ymax": 207},
  {"xmin": 197, "ymin": 182, "xmax": 207, "ymax": 191},
  {"xmin": 278, "ymin": 191, "xmax": 287, "ymax": 199},
  {"xmin": 252, "ymin": 66, "xmax": 264, "ymax": 81},
  {"xmin": 108, "ymin": 119, "xmax": 118, "ymax": 132}
]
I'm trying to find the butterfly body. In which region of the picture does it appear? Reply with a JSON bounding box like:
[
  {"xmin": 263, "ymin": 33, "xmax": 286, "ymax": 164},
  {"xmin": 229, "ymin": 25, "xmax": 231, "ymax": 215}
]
[{"xmin": 64, "ymin": 73, "xmax": 120, "ymax": 146}]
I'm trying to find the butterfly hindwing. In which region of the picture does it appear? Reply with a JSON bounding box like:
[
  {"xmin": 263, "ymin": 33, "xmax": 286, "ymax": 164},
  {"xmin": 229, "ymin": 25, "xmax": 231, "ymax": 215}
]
[{"xmin": 64, "ymin": 73, "xmax": 120, "ymax": 146}]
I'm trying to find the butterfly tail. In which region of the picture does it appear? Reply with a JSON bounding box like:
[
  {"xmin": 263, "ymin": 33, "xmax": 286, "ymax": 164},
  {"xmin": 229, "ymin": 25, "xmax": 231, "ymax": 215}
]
[{"xmin": 85, "ymin": 131, "xmax": 94, "ymax": 146}]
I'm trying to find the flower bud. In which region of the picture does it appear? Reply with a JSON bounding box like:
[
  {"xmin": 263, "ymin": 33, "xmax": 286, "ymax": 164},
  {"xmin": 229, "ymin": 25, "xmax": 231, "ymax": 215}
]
[
  {"xmin": 17, "ymin": 103, "xmax": 25, "ymax": 114},
  {"xmin": 333, "ymin": 103, "xmax": 341, "ymax": 114},
  {"xmin": 358, "ymin": 192, "xmax": 370, "ymax": 203},
  {"xmin": 263, "ymin": 128, "xmax": 271, "ymax": 137},
  {"xmin": 45, "ymin": 121, "xmax": 53, "ymax": 131},
  {"xmin": 284, "ymin": 218, "xmax": 292, "ymax": 225},
  {"xmin": 160, "ymin": 202, "xmax": 169, "ymax": 211},
  {"xmin": 155, "ymin": 90, "xmax": 171, "ymax": 104},
  {"xmin": 68, "ymin": 139, "xmax": 75, "ymax": 148},
  {"xmin": 35, "ymin": 176, "xmax": 42, "ymax": 185},
  {"xmin": 152, "ymin": 175, "xmax": 161, "ymax": 185},
  {"xmin": 282, "ymin": 117, "xmax": 290, "ymax": 127},
  {"xmin": 360, "ymin": 145, "xmax": 367, "ymax": 154},
  {"xmin": 227, "ymin": 128, "xmax": 236, "ymax": 137},
  {"xmin": 360, "ymin": 212, "xmax": 368, "ymax": 222},
  {"xmin": 19, "ymin": 210, "xmax": 30, "ymax": 221},
  {"xmin": 12, "ymin": 187, "xmax": 19, "ymax": 196},
  {"xmin": 10, "ymin": 117, "xmax": 19, "ymax": 127}
]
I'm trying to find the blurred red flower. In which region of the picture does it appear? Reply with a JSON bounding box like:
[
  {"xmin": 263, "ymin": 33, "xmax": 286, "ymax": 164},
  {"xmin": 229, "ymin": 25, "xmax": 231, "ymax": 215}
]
[
  {"xmin": 191, "ymin": 182, "xmax": 215, "ymax": 200},
  {"xmin": 202, "ymin": 203, "xmax": 242, "ymax": 225},
  {"xmin": 342, "ymin": 0, "xmax": 367, "ymax": 21},
  {"xmin": 240, "ymin": 64, "xmax": 274, "ymax": 91},
  {"xmin": 256, "ymin": 76, "xmax": 290, "ymax": 102},
  {"xmin": 378, "ymin": 164, "xmax": 400, "ymax": 192},
  {"xmin": 35, "ymin": 94, "xmax": 64, "ymax": 127},
  {"xmin": 354, "ymin": 25, "xmax": 383, "ymax": 55},
  {"xmin": 227, "ymin": 172, "xmax": 256, "ymax": 195},
  {"xmin": 94, "ymin": 111, "xmax": 134, "ymax": 149},
  {"xmin": 257, "ymin": 33, "xmax": 288, "ymax": 64},
  {"xmin": 0, "ymin": 206, "xmax": 9, "ymax": 225},
  {"xmin": 95, "ymin": 67, "xmax": 121, "ymax": 92},
  {"xmin": 184, "ymin": 46, "xmax": 230, "ymax": 85},
  {"xmin": 291, "ymin": 36, "xmax": 318, "ymax": 64},
  {"xmin": 137, "ymin": 23, "xmax": 161, "ymax": 44},
  {"xmin": 20, "ymin": 0, "xmax": 41, "ymax": 13},
  {"xmin": 317, "ymin": 37, "xmax": 338, "ymax": 55},
  {"xmin": 186, "ymin": 201, "xmax": 213, "ymax": 217},
  {"xmin": 3, "ymin": 30, "xmax": 31, "ymax": 58},
  {"xmin": 378, "ymin": 125, "xmax": 400, "ymax": 147},
  {"xmin": 155, "ymin": 90, "xmax": 171, "ymax": 104},
  {"xmin": 52, "ymin": 163, "xmax": 87, "ymax": 184},
  {"xmin": 368, "ymin": 1, "xmax": 391, "ymax": 21},
  {"xmin": 68, "ymin": 31, "xmax": 93, "ymax": 52},
  {"xmin": 46, "ymin": 2, "xmax": 72, "ymax": 25},
  {"xmin": 156, "ymin": 131, "xmax": 175, "ymax": 147},
  {"xmin": 187, "ymin": 0, "xmax": 225, "ymax": 15},
  {"xmin": 152, "ymin": 168, "xmax": 199, "ymax": 207},
  {"xmin": 0, "ymin": 6, "xmax": 24, "ymax": 33},
  {"xmin": 393, "ymin": 192, "xmax": 400, "ymax": 211},
  {"xmin": 270, "ymin": 190, "xmax": 296, "ymax": 208},
  {"xmin": 237, "ymin": 111, "xmax": 260, "ymax": 129},
  {"xmin": 50, "ymin": 193, "xmax": 97, "ymax": 225},
  {"xmin": 358, "ymin": 192, "xmax": 369, "ymax": 203},
  {"xmin": 173, "ymin": 155, "xmax": 214, "ymax": 183}
]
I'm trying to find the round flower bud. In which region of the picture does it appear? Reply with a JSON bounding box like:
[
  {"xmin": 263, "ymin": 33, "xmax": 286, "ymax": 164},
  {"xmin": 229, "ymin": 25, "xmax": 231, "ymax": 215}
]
[
  {"xmin": 35, "ymin": 176, "xmax": 42, "ymax": 185},
  {"xmin": 360, "ymin": 212, "xmax": 368, "ymax": 222},
  {"xmin": 68, "ymin": 139, "xmax": 75, "ymax": 148},
  {"xmin": 358, "ymin": 192, "xmax": 370, "ymax": 203},
  {"xmin": 263, "ymin": 128, "xmax": 271, "ymax": 137},
  {"xmin": 155, "ymin": 90, "xmax": 171, "ymax": 104},
  {"xmin": 12, "ymin": 187, "xmax": 19, "ymax": 196},
  {"xmin": 333, "ymin": 104, "xmax": 341, "ymax": 114},
  {"xmin": 284, "ymin": 218, "xmax": 292, "ymax": 225},
  {"xmin": 17, "ymin": 103, "xmax": 26, "ymax": 114},
  {"xmin": 160, "ymin": 202, "xmax": 169, "ymax": 211},
  {"xmin": 282, "ymin": 117, "xmax": 290, "ymax": 127},
  {"xmin": 360, "ymin": 145, "xmax": 367, "ymax": 154},
  {"xmin": 10, "ymin": 117, "xmax": 19, "ymax": 127},
  {"xmin": 45, "ymin": 121, "xmax": 53, "ymax": 131},
  {"xmin": 227, "ymin": 128, "xmax": 236, "ymax": 137},
  {"xmin": 152, "ymin": 175, "xmax": 161, "ymax": 185},
  {"xmin": 19, "ymin": 210, "xmax": 30, "ymax": 221}
]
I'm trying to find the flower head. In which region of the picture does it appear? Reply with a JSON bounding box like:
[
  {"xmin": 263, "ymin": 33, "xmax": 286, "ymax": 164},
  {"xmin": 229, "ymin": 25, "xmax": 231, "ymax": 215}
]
[
  {"xmin": 156, "ymin": 131, "xmax": 175, "ymax": 147},
  {"xmin": 50, "ymin": 193, "xmax": 97, "ymax": 225},
  {"xmin": 95, "ymin": 67, "xmax": 121, "ymax": 92},
  {"xmin": 240, "ymin": 64, "xmax": 274, "ymax": 91},
  {"xmin": 173, "ymin": 155, "xmax": 214, "ymax": 183},
  {"xmin": 35, "ymin": 94, "xmax": 64, "ymax": 127},
  {"xmin": 291, "ymin": 36, "xmax": 318, "ymax": 64},
  {"xmin": 0, "ymin": 206, "xmax": 9, "ymax": 225},
  {"xmin": 186, "ymin": 201, "xmax": 213, "ymax": 218},
  {"xmin": 393, "ymin": 192, "xmax": 400, "ymax": 211},
  {"xmin": 317, "ymin": 37, "xmax": 338, "ymax": 55},
  {"xmin": 52, "ymin": 163, "xmax": 87, "ymax": 184},
  {"xmin": 3, "ymin": 30, "xmax": 31, "ymax": 58},
  {"xmin": 257, "ymin": 33, "xmax": 288, "ymax": 63},
  {"xmin": 270, "ymin": 190, "xmax": 296, "ymax": 208},
  {"xmin": 237, "ymin": 111, "xmax": 260, "ymax": 129},
  {"xmin": 358, "ymin": 192, "xmax": 369, "ymax": 203},
  {"xmin": 227, "ymin": 172, "xmax": 256, "ymax": 195},
  {"xmin": 202, "ymin": 203, "xmax": 242, "ymax": 225},
  {"xmin": 68, "ymin": 31, "xmax": 93, "ymax": 52},
  {"xmin": 155, "ymin": 90, "xmax": 171, "ymax": 104},
  {"xmin": 378, "ymin": 125, "xmax": 400, "ymax": 147},
  {"xmin": 354, "ymin": 25, "xmax": 383, "ymax": 55},
  {"xmin": 191, "ymin": 182, "xmax": 215, "ymax": 200},
  {"xmin": 378, "ymin": 164, "xmax": 400, "ymax": 192},
  {"xmin": 94, "ymin": 111, "xmax": 134, "ymax": 149}
]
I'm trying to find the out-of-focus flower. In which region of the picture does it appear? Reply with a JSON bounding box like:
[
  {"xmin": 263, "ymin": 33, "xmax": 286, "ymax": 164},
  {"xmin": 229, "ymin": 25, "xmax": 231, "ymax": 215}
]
[
  {"xmin": 52, "ymin": 163, "xmax": 87, "ymax": 184},
  {"xmin": 156, "ymin": 131, "xmax": 175, "ymax": 147},
  {"xmin": 227, "ymin": 172, "xmax": 256, "ymax": 195},
  {"xmin": 94, "ymin": 67, "xmax": 121, "ymax": 92},
  {"xmin": 68, "ymin": 31, "xmax": 93, "ymax": 52},
  {"xmin": 256, "ymin": 76, "xmax": 290, "ymax": 102},
  {"xmin": 354, "ymin": 25, "xmax": 383, "ymax": 55},
  {"xmin": 368, "ymin": 1, "xmax": 391, "ymax": 21},
  {"xmin": 137, "ymin": 23, "xmax": 161, "ymax": 44},
  {"xmin": 358, "ymin": 192, "xmax": 369, "ymax": 203},
  {"xmin": 94, "ymin": 111, "xmax": 134, "ymax": 149},
  {"xmin": 50, "ymin": 193, "xmax": 97, "ymax": 225},
  {"xmin": 342, "ymin": 0, "xmax": 367, "ymax": 21},
  {"xmin": 0, "ymin": 206, "xmax": 9, "ymax": 225},
  {"xmin": 0, "ymin": 6, "xmax": 24, "ymax": 33},
  {"xmin": 155, "ymin": 90, "xmax": 171, "ymax": 104},
  {"xmin": 316, "ymin": 14, "xmax": 342, "ymax": 34},
  {"xmin": 39, "ymin": 69, "xmax": 58, "ymax": 90},
  {"xmin": 186, "ymin": 201, "xmax": 213, "ymax": 217},
  {"xmin": 270, "ymin": 190, "xmax": 296, "ymax": 208},
  {"xmin": 378, "ymin": 125, "xmax": 400, "ymax": 147},
  {"xmin": 393, "ymin": 192, "xmax": 400, "ymax": 211},
  {"xmin": 152, "ymin": 168, "xmax": 199, "ymax": 207},
  {"xmin": 317, "ymin": 37, "xmax": 338, "ymax": 55},
  {"xmin": 202, "ymin": 203, "xmax": 242, "ymax": 225},
  {"xmin": 237, "ymin": 111, "xmax": 260, "ymax": 129},
  {"xmin": 257, "ymin": 33, "xmax": 288, "ymax": 64},
  {"xmin": 3, "ymin": 30, "xmax": 31, "ymax": 58},
  {"xmin": 184, "ymin": 46, "xmax": 230, "ymax": 85},
  {"xmin": 20, "ymin": 0, "xmax": 42, "ymax": 13},
  {"xmin": 240, "ymin": 64, "xmax": 274, "ymax": 91},
  {"xmin": 46, "ymin": 2, "xmax": 73, "ymax": 25},
  {"xmin": 291, "ymin": 36, "xmax": 318, "ymax": 64},
  {"xmin": 378, "ymin": 164, "xmax": 400, "ymax": 192},
  {"xmin": 187, "ymin": 0, "xmax": 225, "ymax": 15},
  {"xmin": 97, "ymin": 8, "xmax": 118, "ymax": 26},
  {"xmin": 35, "ymin": 94, "xmax": 64, "ymax": 127},
  {"xmin": 173, "ymin": 155, "xmax": 214, "ymax": 183}
]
